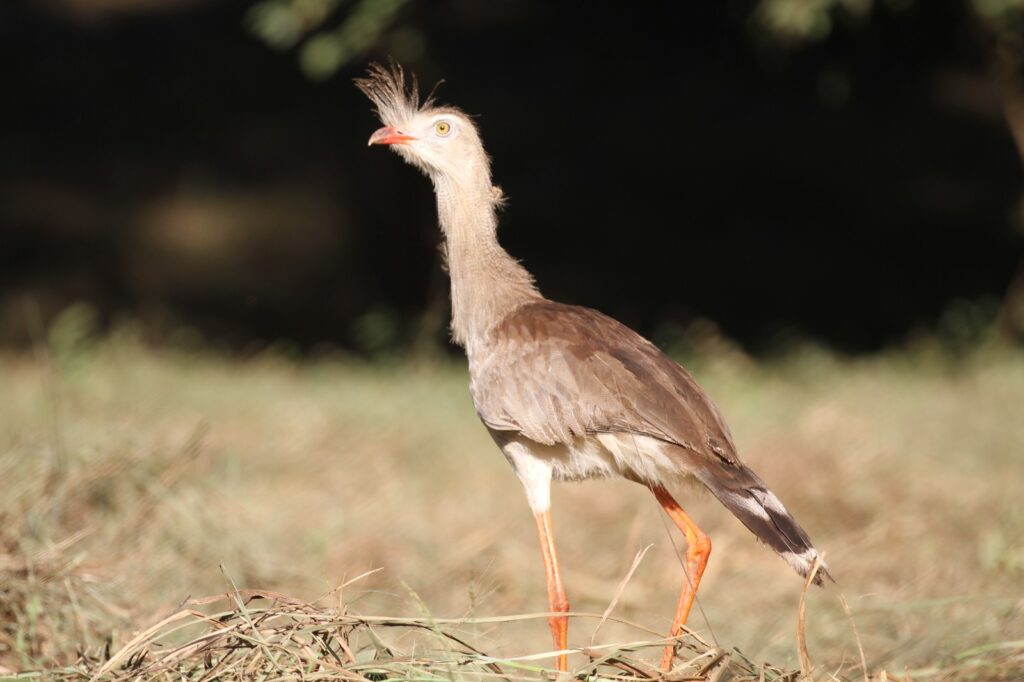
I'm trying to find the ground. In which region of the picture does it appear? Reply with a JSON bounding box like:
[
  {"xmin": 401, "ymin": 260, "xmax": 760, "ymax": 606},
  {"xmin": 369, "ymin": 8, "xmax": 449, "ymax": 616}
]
[{"xmin": 2, "ymin": 323, "xmax": 1023, "ymax": 679}]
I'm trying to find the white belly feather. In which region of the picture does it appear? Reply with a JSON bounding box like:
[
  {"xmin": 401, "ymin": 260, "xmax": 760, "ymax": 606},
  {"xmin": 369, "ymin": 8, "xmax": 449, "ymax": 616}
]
[{"xmin": 498, "ymin": 431, "xmax": 697, "ymax": 513}]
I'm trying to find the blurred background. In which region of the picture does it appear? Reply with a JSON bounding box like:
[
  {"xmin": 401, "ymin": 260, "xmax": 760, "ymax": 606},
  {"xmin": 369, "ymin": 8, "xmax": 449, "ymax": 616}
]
[
  {"xmin": 2, "ymin": 0, "xmax": 1023, "ymax": 354},
  {"xmin": 3, "ymin": 0, "xmax": 1024, "ymax": 678}
]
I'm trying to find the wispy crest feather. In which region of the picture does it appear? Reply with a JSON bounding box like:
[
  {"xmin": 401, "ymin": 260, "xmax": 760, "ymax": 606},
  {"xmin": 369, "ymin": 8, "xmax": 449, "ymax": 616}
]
[{"xmin": 355, "ymin": 61, "xmax": 437, "ymax": 128}]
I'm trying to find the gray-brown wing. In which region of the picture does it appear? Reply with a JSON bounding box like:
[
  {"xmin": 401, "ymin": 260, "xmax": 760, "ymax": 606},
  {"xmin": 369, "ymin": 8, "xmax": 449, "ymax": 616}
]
[{"xmin": 470, "ymin": 301, "xmax": 740, "ymax": 464}]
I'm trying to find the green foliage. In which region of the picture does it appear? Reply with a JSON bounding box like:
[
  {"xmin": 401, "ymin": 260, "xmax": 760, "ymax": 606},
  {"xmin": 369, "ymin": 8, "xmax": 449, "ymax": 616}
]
[
  {"xmin": 351, "ymin": 305, "xmax": 401, "ymax": 356},
  {"xmin": 46, "ymin": 302, "xmax": 99, "ymax": 376},
  {"xmin": 246, "ymin": 0, "xmax": 414, "ymax": 80},
  {"xmin": 752, "ymin": 0, "xmax": 1024, "ymax": 46},
  {"xmin": 974, "ymin": 0, "xmax": 1024, "ymax": 29},
  {"xmin": 937, "ymin": 296, "xmax": 1002, "ymax": 355},
  {"xmin": 246, "ymin": 0, "xmax": 340, "ymax": 49},
  {"xmin": 752, "ymin": 0, "xmax": 874, "ymax": 46}
]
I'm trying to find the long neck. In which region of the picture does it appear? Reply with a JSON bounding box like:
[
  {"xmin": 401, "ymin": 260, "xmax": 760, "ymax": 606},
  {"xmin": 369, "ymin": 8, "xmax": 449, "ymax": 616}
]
[{"xmin": 433, "ymin": 172, "xmax": 540, "ymax": 351}]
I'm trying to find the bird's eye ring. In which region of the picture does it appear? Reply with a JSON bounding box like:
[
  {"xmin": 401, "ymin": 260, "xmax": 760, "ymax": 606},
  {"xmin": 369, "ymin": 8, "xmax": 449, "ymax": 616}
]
[{"xmin": 434, "ymin": 120, "xmax": 452, "ymax": 137}]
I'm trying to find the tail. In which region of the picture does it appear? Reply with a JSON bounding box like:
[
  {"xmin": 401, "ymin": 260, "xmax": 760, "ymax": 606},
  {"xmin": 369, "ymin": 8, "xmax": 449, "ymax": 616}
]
[{"xmin": 696, "ymin": 464, "xmax": 833, "ymax": 585}]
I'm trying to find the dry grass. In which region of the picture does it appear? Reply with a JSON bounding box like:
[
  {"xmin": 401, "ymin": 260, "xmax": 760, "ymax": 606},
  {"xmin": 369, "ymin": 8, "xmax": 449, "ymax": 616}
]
[
  {"xmin": 18, "ymin": 588, "xmax": 805, "ymax": 681},
  {"xmin": 2, "ymin": 322, "xmax": 1023, "ymax": 679}
]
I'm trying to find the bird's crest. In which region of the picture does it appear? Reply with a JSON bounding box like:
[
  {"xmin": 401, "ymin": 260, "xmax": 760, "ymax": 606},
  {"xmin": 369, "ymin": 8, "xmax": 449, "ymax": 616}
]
[
  {"xmin": 356, "ymin": 61, "xmax": 502, "ymax": 206},
  {"xmin": 355, "ymin": 61, "xmax": 441, "ymax": 128}
]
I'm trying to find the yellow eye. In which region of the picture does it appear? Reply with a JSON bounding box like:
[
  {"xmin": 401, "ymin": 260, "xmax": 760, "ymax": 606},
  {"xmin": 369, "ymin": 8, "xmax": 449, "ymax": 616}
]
[{"xmin": 434, "ymin": 120, "xmax": 452, "ymax": 136}]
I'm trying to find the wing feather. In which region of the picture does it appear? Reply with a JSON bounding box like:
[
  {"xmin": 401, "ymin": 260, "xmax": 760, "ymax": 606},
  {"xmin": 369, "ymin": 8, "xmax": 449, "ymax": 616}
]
[{"xmin": 470, "ymin": 300, "xmax": 736, "ymax": 464}]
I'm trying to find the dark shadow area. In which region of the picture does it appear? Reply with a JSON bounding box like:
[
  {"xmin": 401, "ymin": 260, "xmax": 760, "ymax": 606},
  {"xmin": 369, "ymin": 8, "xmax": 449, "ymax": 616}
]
[{"xmin": 1, "ymin": 0, "xmax": 1021, "ymax": 353}]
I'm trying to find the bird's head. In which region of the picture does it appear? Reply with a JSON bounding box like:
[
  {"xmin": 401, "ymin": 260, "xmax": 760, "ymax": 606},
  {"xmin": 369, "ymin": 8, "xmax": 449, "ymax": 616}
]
[{"xmin": 356, "ymin": 62, "xmax": 489, "ymax": 184}]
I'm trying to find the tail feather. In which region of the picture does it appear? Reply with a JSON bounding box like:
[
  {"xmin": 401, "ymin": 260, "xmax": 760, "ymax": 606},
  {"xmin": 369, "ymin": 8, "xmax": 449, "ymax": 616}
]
[{"xmin": 696, "ymin": 465, "xmax": 833, "ymax": 585}]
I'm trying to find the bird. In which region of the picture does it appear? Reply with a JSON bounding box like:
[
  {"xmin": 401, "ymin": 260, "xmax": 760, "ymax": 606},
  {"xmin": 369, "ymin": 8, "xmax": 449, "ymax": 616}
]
[{"xmin": 356, "ymin": 62, "xmax": 831, "ymax": 673}]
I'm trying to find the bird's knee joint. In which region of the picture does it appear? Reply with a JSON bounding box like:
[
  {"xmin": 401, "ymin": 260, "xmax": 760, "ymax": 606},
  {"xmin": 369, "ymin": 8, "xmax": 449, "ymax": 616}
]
[
  {"xmin": 693, "ymin": 532, "xmax": 711, "ymax": 558},
  {"xmin": 552, "ymin": 596, "xmax": 570, "ymax": 613}
]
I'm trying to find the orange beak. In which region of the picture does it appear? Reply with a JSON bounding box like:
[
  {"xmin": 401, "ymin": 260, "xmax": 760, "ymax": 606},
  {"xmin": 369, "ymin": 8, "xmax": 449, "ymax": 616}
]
[{"xmin": 368, "ymin": 126, "xmax": 416, "ymax": 146}]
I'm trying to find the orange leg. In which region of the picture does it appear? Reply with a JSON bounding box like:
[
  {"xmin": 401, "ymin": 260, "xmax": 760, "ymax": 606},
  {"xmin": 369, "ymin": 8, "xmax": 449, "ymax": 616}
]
[
  {"xmin": 533, "ymin": 509, "xmax": 570, "ymax": 672},
  {"xmin": 650, "ymin": 485, "xmax": 712, "ymax": 671}
]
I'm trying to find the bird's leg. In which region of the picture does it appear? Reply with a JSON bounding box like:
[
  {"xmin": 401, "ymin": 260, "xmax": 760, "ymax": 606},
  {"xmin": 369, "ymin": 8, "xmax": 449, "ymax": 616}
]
[
  {"xmin": 533, "ymin": 509, "xmax": 569, "ymax": 672},
  {"xmin": 649, "ymin": 484, "xmax": 712, "ymax": 672}
]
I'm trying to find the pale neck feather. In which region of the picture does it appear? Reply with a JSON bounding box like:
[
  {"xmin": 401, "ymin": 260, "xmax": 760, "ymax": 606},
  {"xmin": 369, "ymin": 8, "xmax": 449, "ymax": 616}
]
[{"xmin": 432, "ymin": 170, "xmax": 540, "ymax": 352}]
